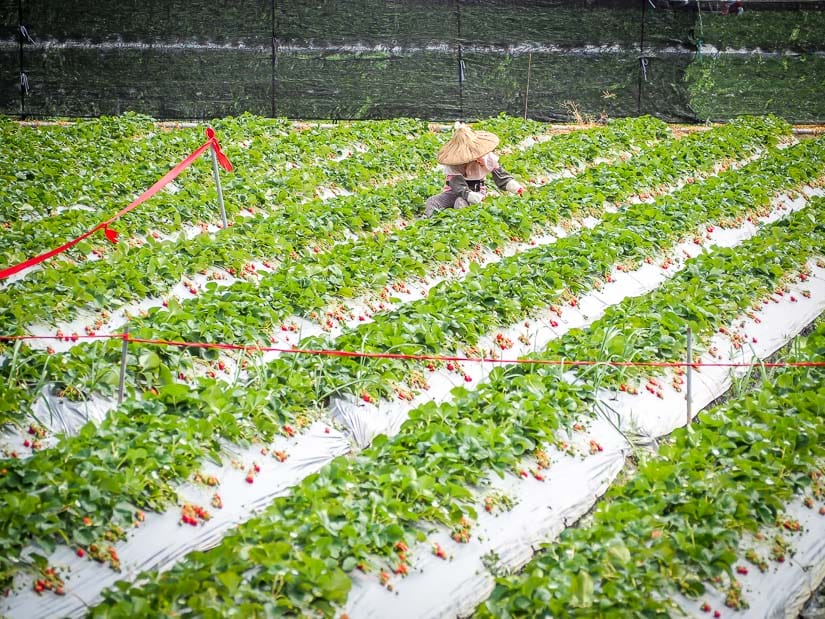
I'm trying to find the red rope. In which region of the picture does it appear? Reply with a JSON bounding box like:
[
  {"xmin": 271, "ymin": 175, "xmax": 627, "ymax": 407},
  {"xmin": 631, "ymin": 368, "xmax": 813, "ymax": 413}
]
[
  {"xmin": 0, "ymin": 129, "xmax": 232, "ymax": 280},
  {"xmin": 1, "ymin": 333, "xmax": 823, "ymax": 368}
]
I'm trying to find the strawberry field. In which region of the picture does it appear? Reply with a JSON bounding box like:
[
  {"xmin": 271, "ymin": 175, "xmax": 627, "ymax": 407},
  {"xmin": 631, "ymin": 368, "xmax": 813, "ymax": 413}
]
[{"xmin": 1, "ymin": 112, "xmax": 825, "ymax": 618}]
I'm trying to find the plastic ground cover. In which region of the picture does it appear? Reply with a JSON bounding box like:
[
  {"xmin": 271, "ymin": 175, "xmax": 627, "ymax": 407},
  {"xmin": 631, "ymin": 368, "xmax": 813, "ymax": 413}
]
[
  {"xmin": 9, "ymin": 184, "xmax": 817, "ymax": 619},
  {"xmin": 0, "ymin": 122, "xmax": 819, "ymax": 617},
  {"xmin": 475, "ymin": 318, "xmax": 825, "ymax": 619},
  {"xmin": 676, "ymin": 492, "xmax": 825, "ymax": 618},
  {"xmin": 4, "ymin": 173, "xmax": 822, "ymax": 619},
  {"xmin": 341, "ymin": 192, "xmax": 825, "ymax": 618}
]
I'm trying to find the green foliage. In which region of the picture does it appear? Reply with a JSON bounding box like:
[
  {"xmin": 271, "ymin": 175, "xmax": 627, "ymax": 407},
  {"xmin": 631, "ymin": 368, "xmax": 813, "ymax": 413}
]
[
  {"xmin": 479, "ymin": 324, "xmax": 825, "ymax": 617},
  {"xmin": 1, "ymin": 113, "xmax": 820, "ymax": 614}
]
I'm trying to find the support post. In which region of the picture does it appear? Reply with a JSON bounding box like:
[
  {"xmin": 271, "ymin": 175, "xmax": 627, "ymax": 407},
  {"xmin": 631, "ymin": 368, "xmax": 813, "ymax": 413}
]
[
  {"xmin": 209, "ymin": 131, "xmax": 229, "ymax": 229},
  {"xmin": 636, "ymin": 0, "xmax": 648, "ymax": 115},
  {"xmin": 686, "ymin": 327, "xmax": 693, "ymax": 425},
  {"xmin": 523, "ymin": 52, "xmax": 532, "ymax": 120},
  {"xmin": 118, "ymin": 327, "xmax": 129, "ymax": 405},
  {"xmin": 17, "ymin": 0, "xmax": 25, "ymax": 118}
]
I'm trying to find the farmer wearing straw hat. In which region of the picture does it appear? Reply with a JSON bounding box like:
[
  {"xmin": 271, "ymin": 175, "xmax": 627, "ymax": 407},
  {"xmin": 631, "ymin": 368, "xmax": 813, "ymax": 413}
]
[{"xmin": 424, "ymin": 124, "xmax": 524, "ymax": 218}]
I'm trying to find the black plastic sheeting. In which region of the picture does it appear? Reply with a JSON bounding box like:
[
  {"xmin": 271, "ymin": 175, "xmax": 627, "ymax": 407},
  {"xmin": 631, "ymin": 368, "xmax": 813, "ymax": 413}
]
[{"xmin": 1, "ymin": 0, "xmax": 824, "ymax": 122}]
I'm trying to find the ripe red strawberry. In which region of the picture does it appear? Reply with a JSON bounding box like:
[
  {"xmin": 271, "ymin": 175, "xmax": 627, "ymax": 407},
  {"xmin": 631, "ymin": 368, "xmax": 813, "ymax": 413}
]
[
  {"xmin": 245, "ymin": 474, "xmax": 254, "ymax": 484},
  {"xmin": 446, "ymin": 362, "xmax": 455, "ymax": 371},
  {"xmin": 393, "ymin": 563, "xmax": 408, "ymax": 576},
  {"xmin": 361, "ymin": 392, "xmax": 372, "ymax": 403},
  {"xmin": 700, "ymin": 602, "xmax": 711, "ymax": 613},
  {"xmin": 463, "ymin": 374, "xmax": 472, "ymax": 382},
  {"xmin": 736, "ymin": 565, "xmax": 748, "ymax": 575},
  {"xmin": 76, "ymin": 548, "xmax": 85, "ymax": 558}
]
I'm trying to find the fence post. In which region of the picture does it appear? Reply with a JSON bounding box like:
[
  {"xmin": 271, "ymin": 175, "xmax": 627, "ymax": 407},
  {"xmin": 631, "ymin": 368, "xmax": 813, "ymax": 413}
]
[
  {"xmin": 685, "ymin": 326, "xmax": 693, "ymax": 425},
  {"xmin": 118, "ymin": 327, "xmax": 129, "ymax": 405},
  {"xmin": 523, "ymin": 52, "xmax": 532, "ymax": 120},
  {"xmin": 209, "ymin": 129, "xmax": 229, "ymax": 229}
]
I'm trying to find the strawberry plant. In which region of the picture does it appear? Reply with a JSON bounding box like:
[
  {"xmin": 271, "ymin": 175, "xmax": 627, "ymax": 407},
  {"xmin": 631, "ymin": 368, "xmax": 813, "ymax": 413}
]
[
  {"xmin": 0, "ymin": 112, "xmax": 820, "ymax": 617},
  {"xmin": 88, "ymin": 366, "xmax": 597, "ymax": 616},
  {"xmin": 0, "ymin": 117, "xmax": 784, "ymax": 420},
  {"xmin": 0, "ymin": 126, "xmax": 817, "ymax": 578},
  {"xmin": 478, "ymin": 322, "xmax": 825, "ymax": 617},
  {"xmin": 0, "ymin": 116, "xmax": 667, "ymax": 331}
]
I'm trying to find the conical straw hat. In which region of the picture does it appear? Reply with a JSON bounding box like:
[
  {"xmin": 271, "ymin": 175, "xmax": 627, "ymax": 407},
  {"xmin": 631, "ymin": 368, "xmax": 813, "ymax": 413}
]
[{"xmin": 436, "ymin": 125, "xmax": 500, "ymax": 165}]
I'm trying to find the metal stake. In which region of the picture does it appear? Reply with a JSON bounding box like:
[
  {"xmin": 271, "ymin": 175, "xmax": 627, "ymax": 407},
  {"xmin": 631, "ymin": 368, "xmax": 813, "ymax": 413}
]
[
  {"xmin": 118, "ymin": 327, "xmax": 129, "ymax": 405},
  {"xmin": 209, "ymin": 132, "xmax": 229, "ymax": 229},
  {"xmin": 685, "ymin": 327, "xmax": 693, "ymax": 425},
  {"xmin": 523, "ymin": 52, "xmax": 532, "ymax": 120}
]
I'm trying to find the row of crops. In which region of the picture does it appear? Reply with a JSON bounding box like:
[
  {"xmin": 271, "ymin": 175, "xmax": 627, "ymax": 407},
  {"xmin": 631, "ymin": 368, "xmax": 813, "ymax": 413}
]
[
  {"xmin": 479, "ymin": 323, "xmax": 825, "ymax": 617},
  {"xmin": 1, "ymin": 111, "xmax": 824, "ymax": 618}
]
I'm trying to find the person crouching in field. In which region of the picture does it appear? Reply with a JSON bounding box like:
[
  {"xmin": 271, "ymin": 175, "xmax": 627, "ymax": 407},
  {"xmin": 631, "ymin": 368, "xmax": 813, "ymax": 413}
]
[{"xmin": 424, "ymin": 124, "xmax": 525, "ymax": 218}]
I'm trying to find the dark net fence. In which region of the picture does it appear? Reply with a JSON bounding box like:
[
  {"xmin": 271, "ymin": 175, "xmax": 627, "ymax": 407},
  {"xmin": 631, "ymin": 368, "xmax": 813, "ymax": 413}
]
[{"xmin": 1, "ymin": 0, "xmax": 824, "ymax": 122}]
